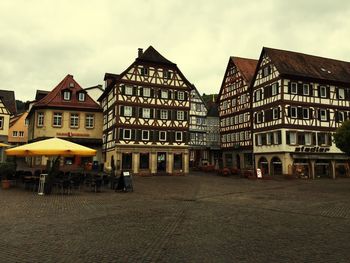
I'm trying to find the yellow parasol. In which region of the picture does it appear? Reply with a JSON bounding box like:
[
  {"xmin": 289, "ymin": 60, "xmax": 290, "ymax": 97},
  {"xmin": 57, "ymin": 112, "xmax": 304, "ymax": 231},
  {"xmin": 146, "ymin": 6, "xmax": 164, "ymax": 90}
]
[
  {"xmin": 0, "ymin": 143, "xmax": 11, "ymax": 147},
  {"xmin": 5, "ymin": 137, "xmax": 96, "ymax": 157}
]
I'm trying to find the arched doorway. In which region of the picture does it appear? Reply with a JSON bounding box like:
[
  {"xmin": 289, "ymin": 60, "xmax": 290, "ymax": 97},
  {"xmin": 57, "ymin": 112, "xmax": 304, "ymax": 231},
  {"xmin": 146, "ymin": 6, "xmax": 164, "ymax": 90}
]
[
  {"xmin": 236, "ymin": 154, "xmax": 241, "ymax": 170},
  {"xmin": 258, "ymin": 157, "xmax": 269, "ymax": 176},
  {"xmin": 271, "ymin": 157, "xmax": 282, "ymax": 176}
]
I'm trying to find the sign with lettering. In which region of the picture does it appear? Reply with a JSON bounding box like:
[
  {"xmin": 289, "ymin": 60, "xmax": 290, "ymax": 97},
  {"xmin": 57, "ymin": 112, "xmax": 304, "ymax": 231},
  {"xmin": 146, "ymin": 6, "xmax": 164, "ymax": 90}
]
[
  {"xmin": 56, "ymin": 132, "xmax": 90, "ymax": 137},
  {"xmin": 295, "ymin": 146, "xmax": 330, "ymax": 153}
]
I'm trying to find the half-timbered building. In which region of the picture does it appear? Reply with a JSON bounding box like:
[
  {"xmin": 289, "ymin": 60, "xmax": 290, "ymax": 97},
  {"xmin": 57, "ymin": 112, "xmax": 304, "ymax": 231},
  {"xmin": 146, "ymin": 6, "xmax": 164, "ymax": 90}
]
[
  {"xmin": 252, "ymin": 47, "xmax": 350, "ymax": 178},
  {"xmin": 99, "ymin": 46, "xmax": 192, "ymax": 175},
  {"xmin": 27, "ymin": 74, "xmax": 103, "ymax": 167},
  {"xmin": 206, "ymin": 101, "xmax": 221, "ymax": 167},
  {"xmin": 218, "ymin": 57, "xmax": 258, "ymax": 170},
  {"xmin": 189, "ymin": 86, "xmax": 208, "ymax": 168},
  {"xmin": 0, "ymin": 97, "xmax": 10, "ymax": 162}
]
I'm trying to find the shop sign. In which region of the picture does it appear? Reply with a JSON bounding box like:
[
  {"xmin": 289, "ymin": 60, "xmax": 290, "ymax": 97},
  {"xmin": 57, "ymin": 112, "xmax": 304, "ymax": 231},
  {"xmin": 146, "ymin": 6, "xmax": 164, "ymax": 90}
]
[
  {"xmin": 295, "ymin": 146, "xmax": 330, "ymax": 153},
  {"xmin": 256, "ymin": 168, "xmax": 262, "ymax": 179},
  {"xmin": 56, "ymin": 132, "xmax": 90, "ymax": 137}
]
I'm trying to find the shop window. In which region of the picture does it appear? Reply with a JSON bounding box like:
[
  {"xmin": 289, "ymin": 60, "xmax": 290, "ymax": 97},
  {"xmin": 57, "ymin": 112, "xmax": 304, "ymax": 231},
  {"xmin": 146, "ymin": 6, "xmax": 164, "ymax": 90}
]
[
  {"xmin": 174, "ymin": 154, "xmax": 183, "ymax": 170},
  {"xmin": 139, "ymin": 153, "xmax": 149, "ymax": 169}
]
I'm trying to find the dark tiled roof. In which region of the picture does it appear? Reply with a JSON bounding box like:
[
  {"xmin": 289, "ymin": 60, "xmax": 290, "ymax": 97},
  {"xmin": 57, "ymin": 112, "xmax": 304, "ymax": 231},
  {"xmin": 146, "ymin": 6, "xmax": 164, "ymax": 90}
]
[
  {"xmin": 34, "ymin": 74, "xmax": 101, "ymax": 111},
  {"xmin": 0, "ymin": 90, "xmax": 16, "ymax": 115},
  {"xmin": 136, "ymin": 46, "xmax": 176, "ymax": 66},
  {"xmin": 35, "ymin": 90, "xmax": 50, "ymax": 101},
  {"xmin": 230, "ymin": 57, "xmax": 258, "ymax": 85},
  {"xmin": 104, "ymin": 73, "xmax": 120, "ymax": 81},
  {"xmin": 207, "ymin": 102, "xmax": 219, "ymax": 117},
  {"xmin": 264, "ymin": 47, "xmax": 350, "ymax": 84}
]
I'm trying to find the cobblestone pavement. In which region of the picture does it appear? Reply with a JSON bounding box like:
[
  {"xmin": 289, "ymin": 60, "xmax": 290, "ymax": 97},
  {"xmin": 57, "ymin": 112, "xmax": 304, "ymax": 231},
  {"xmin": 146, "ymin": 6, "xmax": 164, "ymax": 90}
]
[{"xmin": 1, "ymin": 173, "xmax": 350, "ymax": 263}]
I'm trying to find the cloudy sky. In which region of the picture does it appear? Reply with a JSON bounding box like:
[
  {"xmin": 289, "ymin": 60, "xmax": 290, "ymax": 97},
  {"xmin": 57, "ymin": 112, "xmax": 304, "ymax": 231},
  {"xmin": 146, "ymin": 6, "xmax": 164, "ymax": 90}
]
[{"xmin": 1, "ymin": 0, "xmax": 350, "ymax": 101}]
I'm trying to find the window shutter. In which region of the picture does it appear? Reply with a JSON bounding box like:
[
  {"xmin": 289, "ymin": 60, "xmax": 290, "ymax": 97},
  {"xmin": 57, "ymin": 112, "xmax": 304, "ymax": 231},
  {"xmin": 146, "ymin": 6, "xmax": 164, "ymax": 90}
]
[
  {"xmin": 175, "ymin": 91, "xmax": 178, "ymax": 100},
  {"xmin": 254, "ymin": 91, "xmax": 257, "ymax": 101},
  {"xmin": 317, "ymin": 86, "xmax": 321, "ymax": 97},
  {"xmin": 327, "ymin": 110, "xmax": 330, "ymax": 121},
  {"xmin": 297, "ymin": 108, "xmax": 303, "ymax": 119},
  {"xmin": 312, "ymin": 133, "xmax": 316, "ymax": 145},
  {"xmin": 309, "ymin": 84, "xmax": 313, "ymax": 96},
  {"xmin": 255, "ymin": 134, "xmax": 258, "ymax": 145},
  {"xmin": 276, "ymin": 82, "xmax": 280, "ymax": 94},
  {"xmin": 309, "ymin": 108, "xmax": 314, "ymax": 119},
  {"xmin": 121, "ymin": 85, "xmax": 125, "ymax": 95},
  {"xmin": 120, "ymin": 106, "xmax": 124, "ymax": 116},
  {"xmin": 139, "ymin": 107, "xmax": 143, "ymax": 118},
  {"xmin": 137, "ymin": 130, "xmax": 142, "ymax": 141},
  {"xmin": 278, "ymin": 107, "xmax": 281, "ymax": 119},
  {"xmin": 168, "ymin": 110, "xmax": 172, "ymax": 120},
  {"xmin": 140, "ymin": 87, "xmax": 143, "ymax": 97},
  {"xmin": 150, "ymin": 109, "xmax": 154, "ymax": 119},
  {"xmin": 157, "ymin": 110, "xmax": 160, "ymax": 119},
  {"xmin": 184, "ymin": 111, "xmax": 188, "ymax": 121},
  {"xmin": 287, "ymin": 82, "xmax": 291, "ymax": 94},
  {"xmin": 133, "ymin": 86, "xmax": 138, "ymax": 96},
  {"xmin": 287, "ymin": 106, "xmax": 291, "ymax": 117},
  {"xmin": 335, "ymin": 111, "xmax": 339, "ymax": 122},
  {"xmin": 286, "ymin": 131, "xmax": 290, "ymax": 144},
  {"xmin": 297, "ymin": 83, "xmax": 303, "ymax": 95},
  {"xmin": 169, "ymin": 131, "xmax": 174, "ymax": 143},
  {"xmin": 132, "ymin": 107, "xmax": 136, "ymax": 117},
  {"xmin": 326, "ymin": 87, "xmax": 330, "ymax": 99},
  {"xmin": 131, "ymin": 129, "xmax": 136, "ymax": 140},
  {"xmin": 151, "ymin": 88, "xmax": 154, "ymax": 98},
  {"xmin": 336, "ymin": 88, "xmax": 339, "ymax": 99},
  {"xmin": 158, "ymin": 90, "xmax": 162, "ymax": 98},
  {"xmin": 119, "ymin": 128, "xmax": 123, "ymax": 140},
  {"xmin": 155, "ymin": 131, "xmax": 159, "ymax": 141},
  {"xmin": 317, "ymin": 109, "xmax": 321, "ymax": 121},
  {"xmin": 150, "ymin": 130, "xmax": 154, "ymax": 142},
  {"xmin": 168, "ymin": 90, "xmax": 172, "ymax": 99},
  {"xmin": 184, "ymin": 92, "xmax": 188, "ymax": 101}
]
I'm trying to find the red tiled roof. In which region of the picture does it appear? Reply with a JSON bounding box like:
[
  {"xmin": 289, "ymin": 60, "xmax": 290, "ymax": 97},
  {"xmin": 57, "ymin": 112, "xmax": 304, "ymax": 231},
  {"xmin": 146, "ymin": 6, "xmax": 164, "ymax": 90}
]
[
  {"xmin": 34, "ymin": 74, "xmax": 101, "ymax": 110},
  {"xmin": 230, "ymin": 57, "xmax": 259, "ymax": 85},
  {"xmin": 264, "ymin": 47, "xmax": 350, "ymax": 84}
]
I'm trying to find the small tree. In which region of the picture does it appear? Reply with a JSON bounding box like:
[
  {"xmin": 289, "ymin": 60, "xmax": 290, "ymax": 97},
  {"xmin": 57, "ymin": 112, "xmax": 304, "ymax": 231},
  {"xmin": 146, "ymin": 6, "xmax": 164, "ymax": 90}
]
[{"xmin": 333, "ymin": 120, "xmax": 350, "ymax": 156}]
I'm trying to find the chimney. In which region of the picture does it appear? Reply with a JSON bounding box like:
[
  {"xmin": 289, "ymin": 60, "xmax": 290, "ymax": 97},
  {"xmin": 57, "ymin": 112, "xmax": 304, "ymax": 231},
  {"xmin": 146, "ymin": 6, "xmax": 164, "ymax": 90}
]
[{"xmin": 138, "ymin": 48, "xmax": 143, "ymax": 58}]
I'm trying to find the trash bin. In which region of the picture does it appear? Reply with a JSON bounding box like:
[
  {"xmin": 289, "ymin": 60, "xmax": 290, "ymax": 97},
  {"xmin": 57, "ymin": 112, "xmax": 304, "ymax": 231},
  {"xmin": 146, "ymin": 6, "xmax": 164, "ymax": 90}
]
[{"xmin": 38, "ymin": 173, "xmax": 48, "ymax": 195}]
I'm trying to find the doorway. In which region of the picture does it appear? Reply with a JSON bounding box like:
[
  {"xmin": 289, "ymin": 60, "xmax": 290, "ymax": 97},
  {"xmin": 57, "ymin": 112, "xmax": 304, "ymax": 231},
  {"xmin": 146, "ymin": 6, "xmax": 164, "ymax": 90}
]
[
  {"xmin": 122, "ymin": 153, "xmax": 132, "ymax": 170},
  {"xmin": 236, "ymin": 154, "xmax": 241, "ymax": 170},
  {"xmin": 157, "ymin": 152, "xmax": 167, "ymax": 172}
]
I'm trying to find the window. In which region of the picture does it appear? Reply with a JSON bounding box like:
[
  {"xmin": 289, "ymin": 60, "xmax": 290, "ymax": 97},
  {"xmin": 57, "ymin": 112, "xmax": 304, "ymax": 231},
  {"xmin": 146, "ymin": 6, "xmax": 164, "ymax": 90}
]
[
  {"xmin": 37, "ymin": 112, "xmax": 44, "ymax": 126},
  {"xmin": 177, "ymin": 111, "xmax": 184, "ymax": 120},
  {"xmin": 320, "ymin": 86, "xmax": 327, "ymax": 98},
  {"xmin": 256, "ymin": 112, "xmax": 262, "ymax": 123},
  {"xmin": 272, "ymin": 83, "xmax": 278, "ymax": 96},
  {"xmin": 273, "ymin": 108, "xmax": 279, "ymax": 120},
  {"xmin": 164, "ymin": 70, "xmax": 172, "ymax": 79},
  {"xmin": 178, "ymin": 91, "xmax": 184, "ymax": 100},
  {"xmin": 244, "ymin": 113, "xmax": 249, "ymax": 122},
  {"xmin": 320, "ymin": 109, "xmax": 327, "ymax": 121},
  {"xmin": 318, "ymin": 133, "xmax": 327, "ymax": 145},
  {"xmin": 291, "ymin": 107, "xmax": 297, "ymax": 118},
  {"xmin": 303, "ymin": 108, "xmax": 309, "ymax": 119},
  {"xmin": 142, "ymin": 130, "xmax": 149, "ymax": 140},
  {"xmin": 141, "ymin": 67, "xmax": 148, "ymax": 76},
  {"xmin": 143, "ymin": 108, "xmax": 151, "ymax": 118},
  {"xmin": 63, "ymin": 91, "xmax": 71, "ymax": 100},
  {"xmin": 338, "ymin": 111, "xmax": 345, "ymax": 122},
  {"xmin": 273, "ymin": 131, "xmax": 279, "ymax": 144},
  {"xmin": 266, "ymin": 133, "xmax": 272, "ymax": 145},
  {"xmin": 19, "ymin": 131, "xmax": 24, "ymax": 137},
  {"xmin": 123, "ymin": 129, "xmax": 131, "ymax": 140},
  {"xmin": 305, "ymin": 133, "xmax": 312, "ymax": 145},
  {"xmin": 139, "ymin": 153, "xmax": 149, "ymax": 169},
  {"xmin": 263, "ymin": 66, "xmax": 270, "ymax": 77},
  {"xmin": 235, "ymin": 116, "xmax": 238, "ymax": 125},
  {"xmin": 161, "ymin": 90, "xmax": 168, "ymax": 99},
  {"xmin": 303, "ymin": 84, "xmax": 310, "ymax": 95},
  {"xmin": 53, "ymin": 113, "xmax": 62, "ymax": 127},
  {"xmin": 124, "ymin": 106, "xmax": 132, "ymax": 117},
  {"xmin": 232, "ymin": 98, "xmax": 236, "ymax": 106},
  {"xmin": 174, "ymin": 153, "xmax": 183, "ymax": 170},
  {"xmin": 290, "ymin": 132, "xmax": 297, "ymax": 145},
  {"xmin": 338, "ymin": 88, "xmax": 345, "ymax": 100},
  {"xmin": 245, "ymin": 131, "xmax": 250, "ymax": 140},
  {"xmin": 240, "ymin": 94, "xmax": 246, "ymax": 104},
  {"xmin": 70, "ymin": 114, "xmax": 79, "ymax": 128},
  {"xmin": 143, "ymin": 87, "xmax": 151, "ymax": 97},
  {"xmin": 240, "ymin": 132, "xmax": 244, "ymax": 141},
  {"xmin": 85, "ymin": 114, "xmax": 94, "ymax": 128},
  {"xmin": 125, "ymin": 86, "xmax": 133, "ymax": 95},
  {"xmin": 257, "ymin": 134, "xmax": 262, "ymax": 146},
  {"xmin": 239, "ymin": 114, "xmax": 244, "ymax": 123},
  {"xmin": 175, "ymin": 131, "xmax": 182, "ymax": 141},
  {"xmin": 12, "ymin": 131, "xmax": 18, "ymax": 137},
  {"xmin": 255, "ymin": 90, "xmax": 261, "ymax": 101},
  {"xmin": 78, "ymin": 92, "xmax": 85, "ymax": 101},
  {"xmin": 160, "ymin": 110, "xmax": 168, "ymax": 120},
  {"xmin": 159, "ymin": 131, "xmax": 167, "ymax": 141},
  {"xmin": 291, "ymin": 82, "xmax": 297, "ymax": 94}
]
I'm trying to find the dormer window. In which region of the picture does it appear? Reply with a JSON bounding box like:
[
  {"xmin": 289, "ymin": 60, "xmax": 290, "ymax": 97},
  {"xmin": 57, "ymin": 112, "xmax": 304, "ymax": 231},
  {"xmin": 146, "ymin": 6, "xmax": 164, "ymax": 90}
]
[
  {"xmin": 78, "ymin": 92, "xmax": 85, "ymax": 102},
  {"xmin": 63, "ymin": 91, "xmax": 71, "ymax": 100},
  {"xmin": 164, "ymin": 70, "xmax": 172, "ymax": 79},
  {"xmin": 140, "ymin": 67, "xmax": 149, "ymax": 76}
]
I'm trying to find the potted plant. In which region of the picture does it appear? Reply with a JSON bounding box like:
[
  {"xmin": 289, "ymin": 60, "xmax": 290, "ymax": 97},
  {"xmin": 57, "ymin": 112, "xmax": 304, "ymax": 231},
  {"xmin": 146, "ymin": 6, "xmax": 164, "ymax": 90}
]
[{"xmin": 0, "ymin": 162, "xmax": 16, "ymax": 189}]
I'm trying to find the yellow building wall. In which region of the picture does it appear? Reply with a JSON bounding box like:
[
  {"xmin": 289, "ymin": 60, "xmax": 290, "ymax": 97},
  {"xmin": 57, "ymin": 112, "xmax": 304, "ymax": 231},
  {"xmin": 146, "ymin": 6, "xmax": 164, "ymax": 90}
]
[
  {"xmin": 31, "ymin": 109, "xmax": 103, "ymax": 140},
  {"xmin": 8, "ymin": 112, "xmax": 28, "ymax": 144}
]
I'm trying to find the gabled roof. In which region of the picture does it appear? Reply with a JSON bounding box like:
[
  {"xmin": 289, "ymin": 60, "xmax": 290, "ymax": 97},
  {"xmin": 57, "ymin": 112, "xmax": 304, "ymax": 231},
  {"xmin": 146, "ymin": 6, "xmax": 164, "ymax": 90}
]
[
  {"xmin": 33, "ymin": 74, "xmax": 101, "ymax": 111},
  {"xmin": 0, "ymin": 90, "xmax": 16, "ymax": 115},
  {"xmin": 230, "ymin": 57, "xmax": 259, "ymax": 85},
  {"xmin": 136, "ymin": 46, "xmax": 176, "ymax": 66},
  {"xmin": 263, "ymin": 47, "xmax": 350, "ymax": 84},
  {"xmin": 104, "ymin": 73, "xmax": 120, "ymax": 81}
]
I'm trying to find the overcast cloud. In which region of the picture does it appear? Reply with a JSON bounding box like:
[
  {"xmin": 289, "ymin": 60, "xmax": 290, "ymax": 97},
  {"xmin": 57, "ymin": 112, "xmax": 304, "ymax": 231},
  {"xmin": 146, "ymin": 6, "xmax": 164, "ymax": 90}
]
[{"xmin": 1, "ymin": 0, "xmax": 350, "ymax": 101}]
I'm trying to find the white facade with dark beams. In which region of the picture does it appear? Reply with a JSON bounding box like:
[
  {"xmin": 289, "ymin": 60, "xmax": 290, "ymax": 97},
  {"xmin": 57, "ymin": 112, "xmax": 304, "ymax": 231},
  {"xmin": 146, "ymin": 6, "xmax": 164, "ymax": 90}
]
[
  {"xmin": 99, "ymin": 46, "xmax": 192, "ymax": 176},
  {"xmin": 252, "ymin": 47, "xmax": 350, "ymax": 179},
  {"xmin": 218, "ymin": 57, "xmax": 258, "ymax": 170},
  {"xmin": 189, "ymin": 86, "xmax": 208, "ymax": 168}
]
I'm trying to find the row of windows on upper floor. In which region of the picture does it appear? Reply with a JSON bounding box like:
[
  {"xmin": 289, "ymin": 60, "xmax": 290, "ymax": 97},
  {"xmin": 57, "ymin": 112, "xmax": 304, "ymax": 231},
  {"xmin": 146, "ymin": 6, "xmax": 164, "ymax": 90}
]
[
  {"xmin": 36, "ymin": 112, "xmax": 95, "ymax": 129},
  {"xmin": 255, "ymin": 131, "xmax": 332, "ymax": 147},
  {"xmin": 220, "ymin": 93, "xmax": 249, "ymax": 110},
  {"xmin": 223, "ymin": 79, "xmax": 245, "ymax": 94},
  {"xmin": 254, "ymin": 82, "xmax": 350, "ymax": 102},
  {"xmin": 254, "ymin": 107, "xmax": 349, "ymax": 123},
  {"xmin": 190, "ymin": 103, "xmax": 207, "ymax": 113},
  {"xmin": 120, "ymin": 85, "xmax": 188, "ymax": 100},
  {"xmin": 220, "ymin": 112, "xmax": 250, "ymax": 127},
  {"xmin": 62, "ymin": 90, "xmax": 86, "ymax": 102},
  {"xmin": 109, "ymin": 128, "xmax": 185, "ymax": 142},
  {"xmin": 221, "ymin": 131, "xmax": 251, "ymax": 143},
  {"xmin": 116, "ymin": 106, "xmax": 188, "ymax": 121},
  {"xmin": 12, "ymin": 131, "xmax": 25, "ymax": 137}
]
